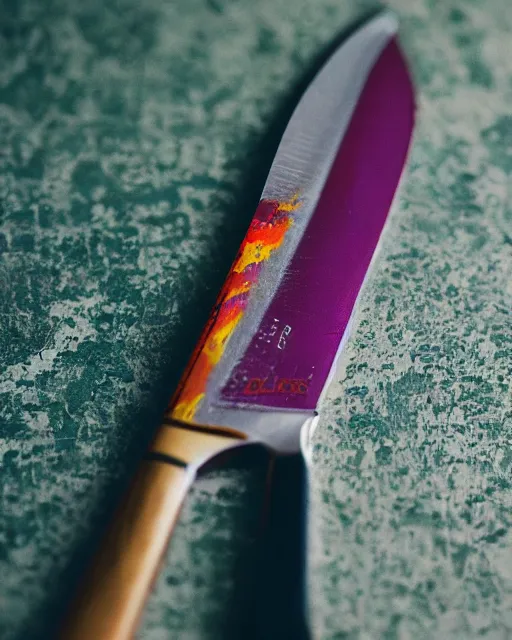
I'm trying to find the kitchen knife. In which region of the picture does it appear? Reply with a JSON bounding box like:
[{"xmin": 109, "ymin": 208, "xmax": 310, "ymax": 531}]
[{"xmin": 62, "ymin": 11, "xmax": 415, "ymax": 639}]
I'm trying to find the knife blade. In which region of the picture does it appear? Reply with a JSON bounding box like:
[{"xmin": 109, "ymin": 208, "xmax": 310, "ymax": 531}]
[{"xmin": 62, "ymin": 11, "xmax": 415, "ymax": 639}]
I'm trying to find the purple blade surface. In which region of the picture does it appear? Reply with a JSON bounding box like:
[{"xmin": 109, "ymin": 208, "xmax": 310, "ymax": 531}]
[{"xmin": 219, "ymin": 39, "xmax": 415, "ymax": 411}]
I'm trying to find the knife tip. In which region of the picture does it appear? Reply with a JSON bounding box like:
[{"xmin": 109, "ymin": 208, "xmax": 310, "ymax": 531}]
[{"xmin": 371, "ymin": 8, "xmax": 399, "ymax": 37}]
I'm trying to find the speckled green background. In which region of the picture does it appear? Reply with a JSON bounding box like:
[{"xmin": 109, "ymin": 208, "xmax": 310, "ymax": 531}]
[{"xmin": 0, "ymin": 0, "xmax": 511, "ymax": 638}]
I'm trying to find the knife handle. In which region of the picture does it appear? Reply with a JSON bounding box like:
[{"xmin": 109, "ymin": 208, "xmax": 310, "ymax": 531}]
[{"xmin": 60, "ymin": 419, "xmax": 245, "ymax": 640}]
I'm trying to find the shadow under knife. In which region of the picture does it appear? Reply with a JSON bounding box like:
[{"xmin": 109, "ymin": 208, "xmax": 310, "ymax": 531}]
[{"xmin": 216, "ymin": 452, "xmax": 310, "ymax": 640}]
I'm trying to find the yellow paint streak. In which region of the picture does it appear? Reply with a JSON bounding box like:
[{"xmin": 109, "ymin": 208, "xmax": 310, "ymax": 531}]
[
  {"xmin": 224, "ymin": 281, "xmax": 251, "ymax": 301},
  {"xmin": 234, "ymin": 239, "xmax": 285, "ymax": 274},
  {"xmin": 204, "ymin": 310, "xmax": 244, "ymax": 365},
  {"xmin": 173, "ymin": 393, "xmax": 205, "ymax": 422},
  {"xmin": 277, "ymin": 196, "xmax": 301, "ymax": 212}
]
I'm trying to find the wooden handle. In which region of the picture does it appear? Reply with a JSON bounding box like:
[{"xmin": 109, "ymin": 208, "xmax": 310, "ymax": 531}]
[{"xmin": 60, "ymin": 420, "xmax": 244, "ymax": 640}]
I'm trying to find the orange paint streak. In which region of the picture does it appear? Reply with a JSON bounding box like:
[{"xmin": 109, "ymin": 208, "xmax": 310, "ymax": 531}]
[
  {"xmin": 234, "ymin": 217, "xmax": 293, "ymax": 273},
  {"xmin": 223, "ymin": 271, "xmax": 252, "ymax": 301},
  {"xmin": 242, "ymin": 215, "xmax": 293, "ymax": 248},
  {"xmin": 170, "ymin": 196, "xmax": 300, "ymax": 422},
  {"xmin": 224, "ymin": 282, "xmax": 251, "ymax": 301}
]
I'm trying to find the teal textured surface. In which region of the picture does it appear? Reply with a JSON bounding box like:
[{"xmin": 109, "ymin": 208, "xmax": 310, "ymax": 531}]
[{"xmin": 0, "ymin": 1, "xmax": 511, "ymax": 638}]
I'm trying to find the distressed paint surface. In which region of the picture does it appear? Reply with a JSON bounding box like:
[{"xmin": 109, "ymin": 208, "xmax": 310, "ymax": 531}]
[
  {"xmin": 0, "ymin": 1, "xmax": 510, "ymax": 639},
  {"xmin": 171, "ymin": 197, "xmax": 299, "ymax": 422}
]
